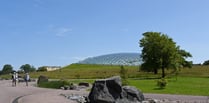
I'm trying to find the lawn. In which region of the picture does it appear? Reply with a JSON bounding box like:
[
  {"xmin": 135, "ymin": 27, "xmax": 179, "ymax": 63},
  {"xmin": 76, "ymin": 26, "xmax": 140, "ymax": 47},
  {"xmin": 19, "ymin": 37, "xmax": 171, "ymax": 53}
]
[{"xmin": 129, "ymin": 77, "xmax": 209, "ymax": 96}]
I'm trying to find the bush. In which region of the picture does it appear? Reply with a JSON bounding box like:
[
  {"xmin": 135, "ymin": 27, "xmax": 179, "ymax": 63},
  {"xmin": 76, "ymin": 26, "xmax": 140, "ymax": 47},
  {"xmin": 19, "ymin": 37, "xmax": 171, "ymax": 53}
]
[
  {"xmin": 157, "ymin": 78, "xmax": 167, "ymax": 88},
  {"xmin": 37, "ymin": 67, "xmax": 47, "ymax": 72},
  {"xmin": 38, "ymin": 80, "xmax": 70, "ymax": 89},
  {"xmin": 37, "ymin": 75, "xmax": 48, "ymax": 84},
  {"xmin": 122, "ymin": 79, "xmax": 129, "ymax": 86},
  {"xmin": 120, "ymin": 66, "xmax": 129, "ymax": 85}
]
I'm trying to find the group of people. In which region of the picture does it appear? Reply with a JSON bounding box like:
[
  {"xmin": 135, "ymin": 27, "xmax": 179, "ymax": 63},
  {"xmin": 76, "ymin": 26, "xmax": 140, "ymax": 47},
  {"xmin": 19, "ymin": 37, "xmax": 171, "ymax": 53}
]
[{"xmin": 12, "ymin": 72, "xmax": 30, "ymax": 86}]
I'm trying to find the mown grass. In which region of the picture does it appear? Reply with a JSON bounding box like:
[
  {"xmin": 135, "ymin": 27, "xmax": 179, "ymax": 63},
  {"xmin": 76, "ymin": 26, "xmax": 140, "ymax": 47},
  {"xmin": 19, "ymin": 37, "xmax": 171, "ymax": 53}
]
[{"xmin": 129, "ymin": 77, "xmax": 209, "ymax": 96}]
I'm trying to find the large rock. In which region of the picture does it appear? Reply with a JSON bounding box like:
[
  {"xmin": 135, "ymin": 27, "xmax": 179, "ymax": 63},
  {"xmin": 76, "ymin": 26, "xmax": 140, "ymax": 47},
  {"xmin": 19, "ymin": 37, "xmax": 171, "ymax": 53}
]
[
  {"xmin": 88, "ymin": 76, "xmax": 144, "ymax": 103},
  {"xmin": 122, "ymin": 86, "xmax": 145, "ymax": 102}
]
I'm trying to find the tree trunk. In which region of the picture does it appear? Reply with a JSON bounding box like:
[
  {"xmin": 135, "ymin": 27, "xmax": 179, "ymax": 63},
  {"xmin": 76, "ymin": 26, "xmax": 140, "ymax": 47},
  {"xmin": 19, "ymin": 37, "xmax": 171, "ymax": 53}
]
[
  {"xmin": 162, "ymin": 67, "xmax": 165, "ymax": 78},
  {"xmin": 154, "ymin": 68, "xmax": 158, "ymax": 74}
]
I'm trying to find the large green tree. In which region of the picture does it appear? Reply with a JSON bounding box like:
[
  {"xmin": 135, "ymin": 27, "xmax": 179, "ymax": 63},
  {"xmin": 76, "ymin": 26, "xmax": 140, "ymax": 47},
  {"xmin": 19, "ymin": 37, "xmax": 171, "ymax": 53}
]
[
  {"xmin": 139, "ymin": 32, "xmax": 192, "ymax": 78},
  {"xmin": 1, "ymin": 64, "xmax": 13, "ymax": 74},
  {"xmin": 20, "ymin": 64, "xmax": 36, "ymax": 73}
]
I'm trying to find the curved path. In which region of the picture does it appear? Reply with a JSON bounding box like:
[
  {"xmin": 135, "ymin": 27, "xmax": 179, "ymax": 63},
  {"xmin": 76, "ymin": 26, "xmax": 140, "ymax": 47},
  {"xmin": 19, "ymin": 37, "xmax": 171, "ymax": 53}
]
[
  {"xmin": 0, "ymin": 80, "xmax": 86, "ymax": 103},
  {"xmin": 0, "ymin": 80, "xmax": 208, "ymax": 103}
]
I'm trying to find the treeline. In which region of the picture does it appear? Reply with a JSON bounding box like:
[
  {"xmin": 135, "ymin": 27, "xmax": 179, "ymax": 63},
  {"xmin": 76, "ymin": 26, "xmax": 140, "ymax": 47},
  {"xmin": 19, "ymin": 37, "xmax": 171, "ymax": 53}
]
[
  {"xmin": 0, "ymin": 64, "xmax": 47, "ymax": 75},
  {"xmin": 193, "ymin": 60, "xmax": 209, "ymax": 66}
]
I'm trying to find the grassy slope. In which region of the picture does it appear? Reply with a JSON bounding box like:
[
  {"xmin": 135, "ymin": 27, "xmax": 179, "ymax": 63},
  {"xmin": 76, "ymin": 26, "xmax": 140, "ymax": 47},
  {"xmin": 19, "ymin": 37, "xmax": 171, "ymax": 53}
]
[
  {"xmin": 30, "ymin": 64, "xmax": 209, "ymax": 79},
  {"xmin": 30, "ymin": 64, "xmax": 147, "ymax": 79}
]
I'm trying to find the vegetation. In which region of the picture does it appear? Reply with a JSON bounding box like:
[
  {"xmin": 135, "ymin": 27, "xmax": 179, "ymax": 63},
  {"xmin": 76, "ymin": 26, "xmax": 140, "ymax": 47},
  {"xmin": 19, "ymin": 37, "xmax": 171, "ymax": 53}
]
[
  {"xmin": 156, "ymin": 78, "xmax": 167, "ymax": 88},
  {"xmin": 139, "ymin": 32, "xmax": 192, "ymax": 78},
  {"xmin": 120, "ymin": 66, "xmax": 129, "ymax": 85},
  {"xmin": 37, "ymin": 66, "xmax": 47, "ymax": 72},
  {"xmin": 203, "ymin": 60, "xmax": 209, "ymax": 65},
  {"xmin": 1, "ymin": 64, "xmax": 208, "ymax": 79},
  {"xmin": 129, "ymin": 77, "xmax": 209, "ymax": 96},
  {"xmin": 1, "ymin": 64, "xmax": 14, "ymax": 75},
  {"xmin": 20, "ymin": 64, "xmax": 36, "ymax": 73},
  {"xmin": 1, "ymin": 64, "xmax": 209, "ymax": 95},
  {"xmin": 38, "ymin": 80, "xmax": 69, "ymax": 89}
]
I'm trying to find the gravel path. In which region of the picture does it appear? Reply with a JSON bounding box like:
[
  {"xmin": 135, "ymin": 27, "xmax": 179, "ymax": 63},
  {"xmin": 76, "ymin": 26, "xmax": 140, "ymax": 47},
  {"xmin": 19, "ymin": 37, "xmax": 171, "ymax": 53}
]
[
  {"xmin": 0, "ymin": 80, "xmax": 208, "ymax": 103},
  {"xmin": 144, "ymin": 93, "xmax": 209, "ymax": 103}
]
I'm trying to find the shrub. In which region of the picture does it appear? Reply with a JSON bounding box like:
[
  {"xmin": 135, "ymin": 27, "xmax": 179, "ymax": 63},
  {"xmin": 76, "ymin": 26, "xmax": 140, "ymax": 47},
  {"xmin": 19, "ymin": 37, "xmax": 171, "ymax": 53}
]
[
  {"xmin": 37, "ymin": 75, "xmax": 48, "ymax": 84},
  {"xmin": 120, "ymin": 66, "xmax": 129, "ymax": 85},
  {"xmin": 157, "ymin": 78, "xmax": 167, "ymax": 88},
  {"xmin": 37, "ymin": 67, "xmax": 47, "ymax": 72},
  {"xmin": 38, "ymin": 80, "xmax": 70, "ymax": 89}
]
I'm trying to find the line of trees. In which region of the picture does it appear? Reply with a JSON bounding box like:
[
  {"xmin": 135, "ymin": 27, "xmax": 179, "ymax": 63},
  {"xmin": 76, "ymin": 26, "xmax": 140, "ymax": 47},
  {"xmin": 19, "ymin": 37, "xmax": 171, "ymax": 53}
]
[{"xmin": 0, "ymin": 64, "xmax": 47, "ymax": 75}]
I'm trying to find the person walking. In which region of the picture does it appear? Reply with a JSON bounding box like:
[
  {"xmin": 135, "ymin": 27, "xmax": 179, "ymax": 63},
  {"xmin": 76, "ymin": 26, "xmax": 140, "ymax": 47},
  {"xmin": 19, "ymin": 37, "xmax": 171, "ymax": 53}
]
[
  {"xmin": 12, "ymin": 72, "xmax": 18, "ymax": 86},
  {"xmin": 24, "ymin": 73, "xmax": 30, "ymax": 86},
  {"xmin": 12, "ymin": 72, "xmax": 15, "ymax": 86}
]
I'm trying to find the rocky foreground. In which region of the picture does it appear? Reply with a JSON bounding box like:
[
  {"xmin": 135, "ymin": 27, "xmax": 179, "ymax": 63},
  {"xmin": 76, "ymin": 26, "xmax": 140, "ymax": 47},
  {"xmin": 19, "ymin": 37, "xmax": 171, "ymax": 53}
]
[{"xmin": 62, "ymin": 76, "xmax": 209, "ymax": 103}]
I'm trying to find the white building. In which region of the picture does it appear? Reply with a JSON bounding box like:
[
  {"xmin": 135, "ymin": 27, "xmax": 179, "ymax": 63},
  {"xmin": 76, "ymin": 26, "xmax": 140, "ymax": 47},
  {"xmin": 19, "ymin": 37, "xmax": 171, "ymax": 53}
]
[{"xmin": 45, "ymin": 66, "xmax": 61, "ymax": 71}]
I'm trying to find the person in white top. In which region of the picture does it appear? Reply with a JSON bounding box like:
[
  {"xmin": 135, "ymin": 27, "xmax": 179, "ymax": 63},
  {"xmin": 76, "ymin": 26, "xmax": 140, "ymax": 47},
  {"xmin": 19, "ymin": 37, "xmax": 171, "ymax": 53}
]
[
  {"xmin": 12, "ymin": 72, "xmax": 18, "ymax": 86},
  {"xmin": 24, "ymin": 73, "xmax": 30, "ymax": 86}
]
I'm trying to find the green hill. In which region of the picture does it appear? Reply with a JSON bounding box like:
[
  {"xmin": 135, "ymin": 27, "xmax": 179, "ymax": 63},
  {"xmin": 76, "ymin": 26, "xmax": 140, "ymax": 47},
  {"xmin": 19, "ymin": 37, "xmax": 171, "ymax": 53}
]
[
  {"xmin": 33, "ymin": 64, "xmax": 209, "ymax": 79},
  {"xmin": 1, "ymin": 64, "xmax": 209, "ymax": 79}
]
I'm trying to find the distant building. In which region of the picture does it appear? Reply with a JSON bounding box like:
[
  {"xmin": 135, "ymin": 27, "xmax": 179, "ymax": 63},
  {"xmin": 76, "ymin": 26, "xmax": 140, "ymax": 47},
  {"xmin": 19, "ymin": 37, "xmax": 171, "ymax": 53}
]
[
  {"xmin": 78, "ymin": 53, "xmax": 142, "ymax": 66},
  {"xmin": 44, "ymin": 66, "xmax": 61, "ymax": 71}
]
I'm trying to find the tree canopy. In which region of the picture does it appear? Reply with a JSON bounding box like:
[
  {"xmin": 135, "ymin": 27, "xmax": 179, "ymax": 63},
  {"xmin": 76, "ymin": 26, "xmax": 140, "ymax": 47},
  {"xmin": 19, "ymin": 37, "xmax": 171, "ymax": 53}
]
[
  {"xmin": 203, "ymin": 60, "xmax": 209, "ymax": 65},
  {"xmin": 37, "ymin": 66, "xmax": 47, "ymax": 72},
  {"xmin": 1, "ymin": 64, "xmax": 14, "ymax": 74},
  {"xmin": 20, "ymin": 64, "xmax": 36, "ymax": 73},
  {"xmin": 139, "ymin": 32, "xmax": 192, "ymax": 78}
]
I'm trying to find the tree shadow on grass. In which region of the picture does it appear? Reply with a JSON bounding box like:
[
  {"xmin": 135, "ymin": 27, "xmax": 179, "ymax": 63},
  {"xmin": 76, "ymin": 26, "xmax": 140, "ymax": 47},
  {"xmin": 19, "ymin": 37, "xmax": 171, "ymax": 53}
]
[{"xmin": 153, "ymin": 87, "xmax": 165, "ymax": 90}]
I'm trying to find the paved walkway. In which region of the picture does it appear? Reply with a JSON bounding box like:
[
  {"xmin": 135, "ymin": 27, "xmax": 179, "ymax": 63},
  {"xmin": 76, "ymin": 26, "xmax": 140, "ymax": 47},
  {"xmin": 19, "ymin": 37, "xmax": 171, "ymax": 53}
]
[
  {"xmin": 0, "ymin": 80, "xmax": 88, "ymax": 103},
  {"xmin": 0, "ymin": 80, "xmax": 208, "ymax": 103}
]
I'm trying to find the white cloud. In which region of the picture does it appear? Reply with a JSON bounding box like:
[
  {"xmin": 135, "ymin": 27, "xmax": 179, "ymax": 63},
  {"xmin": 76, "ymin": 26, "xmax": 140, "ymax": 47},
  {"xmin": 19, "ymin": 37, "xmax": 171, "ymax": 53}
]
[
  {"xmin": 55, "ymin": 28, "xmax": 72, "ymax": 37},
  {"xmin": 35, "ymin": 25, "xmax": 73, "ymax": 37}
]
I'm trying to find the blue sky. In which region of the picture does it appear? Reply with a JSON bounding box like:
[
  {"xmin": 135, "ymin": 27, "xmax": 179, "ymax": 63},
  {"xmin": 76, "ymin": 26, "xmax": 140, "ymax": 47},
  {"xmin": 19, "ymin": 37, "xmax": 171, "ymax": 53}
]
[{"xmin": 1, "ymin": 0, "xmax": 209, "ymax": 70}]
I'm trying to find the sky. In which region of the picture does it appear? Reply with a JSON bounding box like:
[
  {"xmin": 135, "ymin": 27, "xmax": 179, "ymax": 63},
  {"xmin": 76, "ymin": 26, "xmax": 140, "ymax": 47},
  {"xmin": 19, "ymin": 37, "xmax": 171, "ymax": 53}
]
[{"xmin": 1, "ymin": 0, "xmax": 209, "ymax": 70}]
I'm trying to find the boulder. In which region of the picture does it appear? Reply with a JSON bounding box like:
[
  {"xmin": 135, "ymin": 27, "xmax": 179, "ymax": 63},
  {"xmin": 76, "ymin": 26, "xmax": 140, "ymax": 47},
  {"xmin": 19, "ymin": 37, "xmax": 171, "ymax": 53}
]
[
  {"xmin": 37, "ymin": 75, "xmax": 48, "ymax": 84},
  {"xmin": 88, "ymin": 76, "xmax": 144, "ymax": 103},
  {"xmin": 79, "ymin": 82, "xmax": 90, "ymax": 87},
  {"xmin": 122, "ymin": 86, "xmax": 144, "ymax": 102},
  {"xmin": 69, "ymin": 84, "xmax": 77, "ymax": 90}
]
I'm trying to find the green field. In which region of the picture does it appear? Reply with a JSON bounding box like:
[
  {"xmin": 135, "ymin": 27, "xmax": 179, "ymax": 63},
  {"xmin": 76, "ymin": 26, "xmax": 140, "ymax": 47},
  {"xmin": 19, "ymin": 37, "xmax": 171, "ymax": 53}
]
[
  {"xmin": 1, "ymin": 64, "xmax": 209, "ymax": 96},
  {"xmin": 129, "ymin": 77, "xmax": 209, "ymax": 96}
]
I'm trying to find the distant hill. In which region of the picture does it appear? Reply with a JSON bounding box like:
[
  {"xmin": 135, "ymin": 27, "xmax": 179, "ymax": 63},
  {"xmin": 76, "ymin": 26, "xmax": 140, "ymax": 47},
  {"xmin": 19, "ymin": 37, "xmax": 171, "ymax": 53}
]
[{"xmin": 78, "ymin": 53, "xmax": 142, "ymax": 66}]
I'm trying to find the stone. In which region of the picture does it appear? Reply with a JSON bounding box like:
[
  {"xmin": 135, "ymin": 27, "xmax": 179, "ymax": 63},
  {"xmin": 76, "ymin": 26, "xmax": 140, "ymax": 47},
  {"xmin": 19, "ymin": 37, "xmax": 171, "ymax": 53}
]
[
  {"xmin": 122, "ymin": 86, "xmax": 145, "ymax": 102},
  {"xmin": 79, "ymin": 82, "xmax": 90, "ymax": 87},
  {"xmin": 37, "ymin": 75, "xmax": 48, "ymax": 84},
  {"xmin": 69, "ymin": 85, "xmax": 77, "ymax": 90},
  {"xmin": 88, "ymin": 76, "xmax": 144, "ymax": 103}
]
